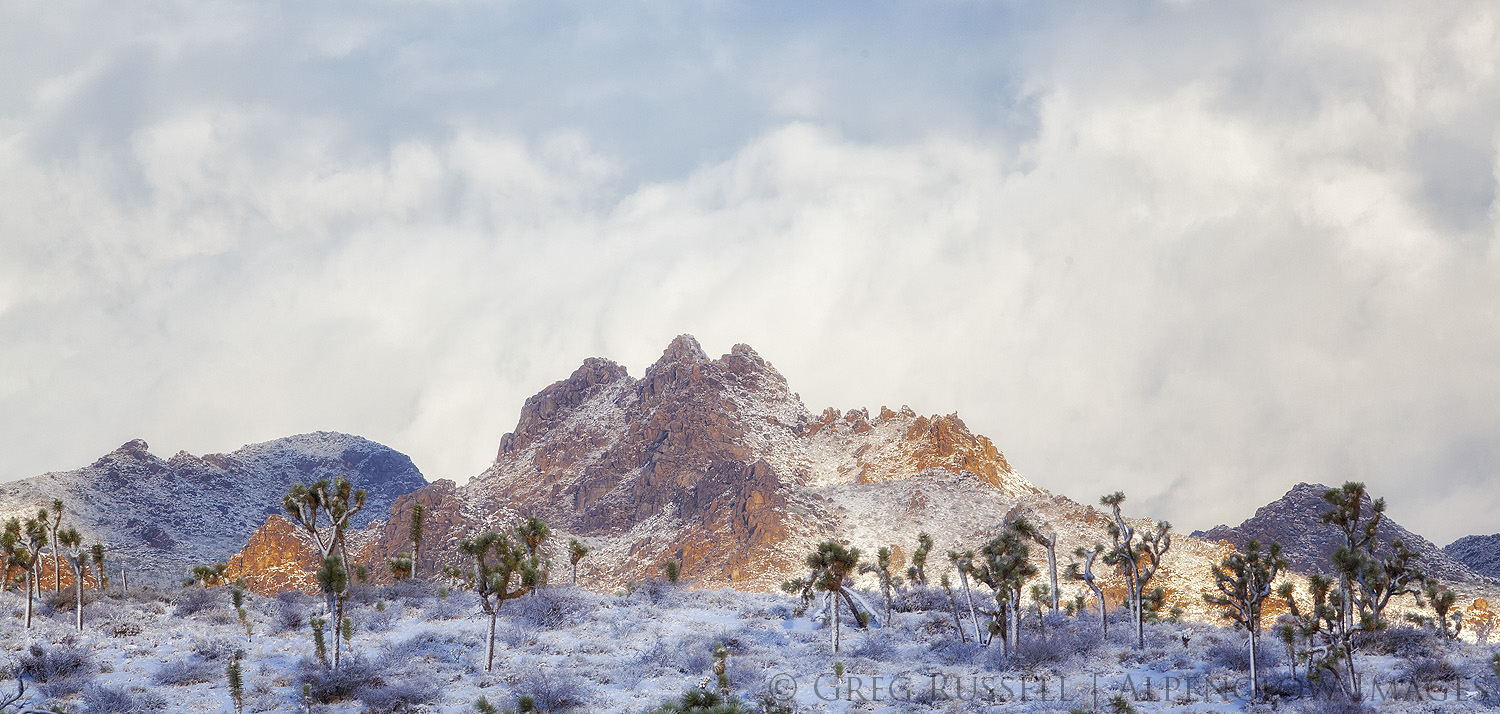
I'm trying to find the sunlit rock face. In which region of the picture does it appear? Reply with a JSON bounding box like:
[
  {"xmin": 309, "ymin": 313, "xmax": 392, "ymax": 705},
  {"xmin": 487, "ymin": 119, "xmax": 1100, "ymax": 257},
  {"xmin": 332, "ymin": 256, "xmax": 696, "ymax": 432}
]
[{"xmin": 233, "ymin": 335, "xmax": 1236, "ymax": 621}]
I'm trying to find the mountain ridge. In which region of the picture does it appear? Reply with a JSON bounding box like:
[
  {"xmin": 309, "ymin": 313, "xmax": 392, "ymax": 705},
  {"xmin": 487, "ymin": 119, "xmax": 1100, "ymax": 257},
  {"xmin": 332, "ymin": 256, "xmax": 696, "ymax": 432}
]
[{"xmin": 0, "ymin": 431, "xmax": 427, "ymax": 585}]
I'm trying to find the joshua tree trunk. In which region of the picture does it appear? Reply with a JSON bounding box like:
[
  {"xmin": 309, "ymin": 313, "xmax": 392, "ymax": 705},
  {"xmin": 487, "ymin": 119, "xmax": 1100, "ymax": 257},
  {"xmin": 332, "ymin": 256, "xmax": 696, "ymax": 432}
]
[
  {"xmin": 833, "ymin": 591, "xmax": 843, "ymax": 653},
  {"xmin": 957, "ymin": 568, "xmax": 982, "ymax": 644},
  {"xmin": 72, "ymin": 561, "xmax": 84, "ymax": 631},
  {"xmin": 23, "ymin": 569, "xmax": 33, "ymax": 628},
  {"xmin": 486, "ymin": 608, "xmax": 498, "ymax": 672},
  {"xmin": 1046, "ymin": 532, "xmax": 1059, "ymax": 613}
]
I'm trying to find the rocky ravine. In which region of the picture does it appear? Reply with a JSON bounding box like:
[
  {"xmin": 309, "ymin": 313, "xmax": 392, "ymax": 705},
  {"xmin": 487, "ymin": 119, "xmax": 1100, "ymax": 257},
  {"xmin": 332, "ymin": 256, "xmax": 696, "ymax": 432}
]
[
  {"xmin": 0, "ymin": 432, "xmax": 427, "ymax": 585},
  {"xmin": 232, "ymin": 335, "xmax": 1252, "ymax": 622}
]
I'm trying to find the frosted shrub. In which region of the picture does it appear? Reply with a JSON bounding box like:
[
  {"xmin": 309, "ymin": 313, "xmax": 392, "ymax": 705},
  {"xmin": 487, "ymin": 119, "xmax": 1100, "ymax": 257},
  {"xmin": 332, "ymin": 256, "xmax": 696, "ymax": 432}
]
[
  {"xmin": 515, "ymin": 667, "xmax": 589, "ymax": 713},
  {"xmin": 81, "ymin": 682, "xmax": 167, "ymax": 713},
  {"xmin": 172, "ymin": 587, "xmax": 221, "ymax": 617},
  {"xmin": 191, "ymin": 635, "xmax": 245, "ymax": 661},
  {"xmin": 848, "ymin": 631, "xmax": 899, "ymax": 662},
  {"xmin": 1204, "ymin": 638, "xmax": 1282, "ymax": 673},
  {"xmin": 506, "ymin": 586, "xmax": 596, "ymax": 630},
  {"xmin": 356, "ymin": 676, "xmax": 440, "ymax": 713},
  {"xmin": 19, "ymin": 642, "xmax": 94, "ymax": 697},
  {"xmin": 928, "ymin": 637, "xmax": 982, "ymax": 665},
  {"xmin": 151, "ymin": 658, "xmax": 218, "ymax": 686},
  {"xmin": 1397, "ymin": 655, "xmax": 1461, "ymax": 682},
  {"xmin": 272, "ymin": 591, "xmax": 308, "ymax": 633},
  {"xmin": 1362, "ymin": 625, "xmax": 1443, "ymax": 659},
  {"xmin": 297, "ymin": 655, "xmax": 380, "ymax": 703}
]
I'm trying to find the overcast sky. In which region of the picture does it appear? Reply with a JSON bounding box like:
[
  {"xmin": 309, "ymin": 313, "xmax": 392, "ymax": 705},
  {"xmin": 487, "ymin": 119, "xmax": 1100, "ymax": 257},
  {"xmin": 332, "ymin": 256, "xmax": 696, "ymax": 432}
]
[{"xmin": 2, "ymin": 1, "xmax": 1498, "ymax": 545}]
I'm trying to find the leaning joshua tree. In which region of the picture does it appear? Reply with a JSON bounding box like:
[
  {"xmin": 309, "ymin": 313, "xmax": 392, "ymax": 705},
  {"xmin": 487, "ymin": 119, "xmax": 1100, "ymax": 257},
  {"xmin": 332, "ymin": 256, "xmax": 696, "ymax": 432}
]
[
  {"xmin": 451, "ymin": 529, "xmax": 540, "ymax": 672},
  {"xmin": 283, "ymin": 477, "xmax": 366, "ymax": 670},
  {"xmin": 1203, "ymin": 538, "xmax": 1286, "ymax": 702}
]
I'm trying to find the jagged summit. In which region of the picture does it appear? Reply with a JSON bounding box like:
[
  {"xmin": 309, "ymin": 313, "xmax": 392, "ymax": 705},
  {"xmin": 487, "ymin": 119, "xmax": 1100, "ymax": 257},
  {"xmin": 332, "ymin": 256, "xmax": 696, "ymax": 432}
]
[{"xmin": 654, "ymin": 333, "xmax": 710, "ymax": 366}]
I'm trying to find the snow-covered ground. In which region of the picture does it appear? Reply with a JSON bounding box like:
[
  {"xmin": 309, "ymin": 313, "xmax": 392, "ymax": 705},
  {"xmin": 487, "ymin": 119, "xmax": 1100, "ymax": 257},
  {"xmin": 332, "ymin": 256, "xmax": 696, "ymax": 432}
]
[{"xmin": 2, "ymin": 582, "xmax": 1497, "ymax": 713}]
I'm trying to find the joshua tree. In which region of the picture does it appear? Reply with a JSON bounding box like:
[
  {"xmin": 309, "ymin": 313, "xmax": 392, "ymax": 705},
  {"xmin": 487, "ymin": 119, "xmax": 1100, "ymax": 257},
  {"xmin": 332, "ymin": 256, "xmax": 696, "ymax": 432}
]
[
  {"xmin": 1203, "ymin": 538, "xmax": 1286, "ymax": 701},
  {"xmin": 90, "ymin": 542, "xmax": 107, "ymax": 590},
  {"xmin": 947, "ymin": 549, "xmax": 983, "ymax": 643},
  {"xmin": 57, "ymin": 527, "xmax": 89, "ymax": 630},
  {"xmin": 283, "ymin": 477, "xmax": 366, "ymax": 670},
  {"xmin": 1410, "ymin": 579, "xmax": 1463, "ymax": 640},
  {"xmin": 568, "ymin": 538, "xmax": 590, "ymax": 586},
  {"xmin": 516, "ymin": 516, "xmax": 552, "ymax": 586},
  {"xmin": 939, "ymin": 573, "xmax": 966, "ymax": 643},
  {"xmin": 1317, "ymin": 481, "xmax": 1424, "ymax": 699},
  {"xmin": 906, "ymin": 532, "xmax": 933, "ymax": 586},
  {"xmin": 1011, "ymin": 516, "xmax": 1059, "ymax": 613},
  {"xmin": 408, "ymin": 503, "xmax": 426, "ymax": 579},
  {"xmin": 860, "ymin": 546, "xmax": 902, "ymax": 623},
  {"xmin": 1, "ymin": 520, "xmax": 27, "ymax": 594},
  {"xmin": 1066, "ymin": 544, "xmax": 1108, "ymax": 636},
  {"xmin": 188, "ymin": 562, "xmax": 229, "ymax": 588},
  {"xmin": 46, "ymin": 499, "xmax": 63, "ymax": 593},
  {"xmin": 227, "ymin": 658, "xmax": 244, "ymax": 714},
  {"xmin": 388, "ymin": 554, "xmax": 412, "ymax": 581},
  {"xmin": 974, "ymin": 525, "xmax": 1036, "ymax": 652},
  {"xmin": 1101, "ymin": 491, "xmax": 1172, "ymax": 648},
  {"xmin": 661, "ymin": 560, "xmax": 682, "ymax": 584},
  {"xmin": 806, "ymin": 540, "xmax": 864, "ymax": 653},
  {"xmin": 452, "ymin": 529, "xmax": 540, "ymax": 671},
  {"xmin": 11, "ymin": 514, "xmax": 47, "ymax": 628}
]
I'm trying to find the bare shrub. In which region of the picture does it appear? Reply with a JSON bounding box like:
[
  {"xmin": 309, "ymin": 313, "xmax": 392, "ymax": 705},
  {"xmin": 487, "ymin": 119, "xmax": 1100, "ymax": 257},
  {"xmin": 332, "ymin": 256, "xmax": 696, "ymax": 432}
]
[
  {"xmin": 297, "ymin": 656, "xmax": 381, "ymax": 703},
  {"xmin": 1398, "ymin": 655, "xmax": 1461, "ymax": 682},
  {"xmin": 1361, "ymin": 625, "xmax": 1444, "ymax": 659},
  {"xmin": 172, "ymin": 587, "xmax": 221, "ymax": 617},
  {"xmin": 151, "ymin": 658, "xmax": 218, "ymax": 686},
  {"xmin": 506, "ymin": 587, "xmax": 596, "ymax": 630},
  {"xmin": 356, "ymin": 675, "xmax": 440, "ymax": 713},
  {"xmin": 515, "ymin": 667, "xmax": 589, "ymax": 713},
  {"xmin": 19, "ymin": 642, "xmax": 94, "ymax": 697},
  {"xmin": 273, "ymin": 591, "xmax": 308, "ymax": 633},
  {"xmin": 81, "ymin": 682, "xmax": 167, "ymax": 713}
]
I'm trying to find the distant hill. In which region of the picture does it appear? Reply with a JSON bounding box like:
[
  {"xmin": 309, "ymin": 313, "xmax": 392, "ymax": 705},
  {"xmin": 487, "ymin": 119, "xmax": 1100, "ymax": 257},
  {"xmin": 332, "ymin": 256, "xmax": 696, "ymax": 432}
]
[
  {"xmin": 1192, "ymin": 482, "xmax": 1490, "ymax": 585},
  {"xmin": 0, "ymin": 432, "xmax": 427, "ymax": 584},
  {"xmin": 1446, "ymin": 533, "xmax": 1500, "ymax": 580}
]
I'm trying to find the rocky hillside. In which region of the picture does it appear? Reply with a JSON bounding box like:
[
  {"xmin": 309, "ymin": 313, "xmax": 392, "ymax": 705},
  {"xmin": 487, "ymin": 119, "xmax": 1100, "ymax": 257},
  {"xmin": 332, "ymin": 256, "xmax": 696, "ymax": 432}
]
[
  {"xmin": 1446, "ymin": 534, "xmax": 1500, "ymax": 580},
  {"xmin": 232, "ymin": 336, "xmax": 1240, "ymax": 623},
  {"xmin": 0, "ymin": 432, "xmax": 427, "ymax": 585},
  {"xmin": 1192, "ymin": 482, "xmax": 1492, "ymax": 586}
]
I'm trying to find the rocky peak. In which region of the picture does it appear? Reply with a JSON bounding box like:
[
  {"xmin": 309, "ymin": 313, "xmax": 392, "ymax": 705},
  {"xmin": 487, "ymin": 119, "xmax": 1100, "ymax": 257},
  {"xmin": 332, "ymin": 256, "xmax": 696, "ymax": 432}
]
[
  {"xmin": 655, "ymin": 333, "xmax": 709, "ymax": 367},
  {"xmin": 502, "ymin": 357, "xmax": 632, "ymax": 457},
  {"xmin": 1193, "ymin": 482, "xmax": 1489, "ymax": 585}
]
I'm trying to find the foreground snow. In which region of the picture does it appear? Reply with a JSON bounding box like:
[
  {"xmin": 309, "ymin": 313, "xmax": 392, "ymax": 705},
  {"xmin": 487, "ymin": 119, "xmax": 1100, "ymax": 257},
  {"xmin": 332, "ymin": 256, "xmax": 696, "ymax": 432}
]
[{"xmin": 1, "ymin": 583, "xmax": 1497, "ymax": 713}]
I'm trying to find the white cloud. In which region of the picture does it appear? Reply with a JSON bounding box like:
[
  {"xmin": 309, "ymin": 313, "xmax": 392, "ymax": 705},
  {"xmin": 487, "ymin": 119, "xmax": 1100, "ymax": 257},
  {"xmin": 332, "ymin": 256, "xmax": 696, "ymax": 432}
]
[{"xmin": 1, "ymin": 0, "xmax": 1498, "ymax": 545}]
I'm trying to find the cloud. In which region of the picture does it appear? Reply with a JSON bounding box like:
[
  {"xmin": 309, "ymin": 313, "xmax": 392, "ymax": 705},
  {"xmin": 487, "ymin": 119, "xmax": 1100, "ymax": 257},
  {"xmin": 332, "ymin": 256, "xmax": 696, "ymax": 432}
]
[{"xmin": 1, "ymin": 0, "xmax": 1498, "ymax": 545}]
